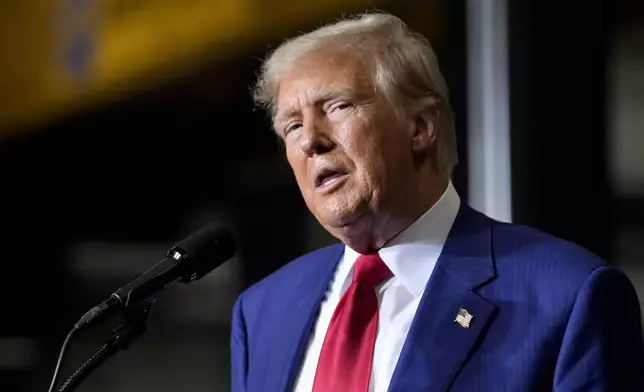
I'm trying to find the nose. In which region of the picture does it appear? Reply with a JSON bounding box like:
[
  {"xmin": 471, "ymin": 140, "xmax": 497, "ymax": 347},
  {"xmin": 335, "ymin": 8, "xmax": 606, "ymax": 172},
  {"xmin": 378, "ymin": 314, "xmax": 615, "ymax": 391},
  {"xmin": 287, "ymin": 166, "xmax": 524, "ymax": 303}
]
[{"xmin": 298, "ymin": 119, "xmax": 334, "ymax": 156}]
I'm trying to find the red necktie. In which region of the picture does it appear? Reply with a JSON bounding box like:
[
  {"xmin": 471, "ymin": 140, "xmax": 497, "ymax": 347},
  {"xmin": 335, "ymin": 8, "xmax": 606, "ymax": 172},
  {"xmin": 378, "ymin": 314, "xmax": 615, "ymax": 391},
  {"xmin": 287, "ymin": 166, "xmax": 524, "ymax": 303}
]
[{"xmin": 312, "ymin": 253, "xmax": 393, "ymax": 392}]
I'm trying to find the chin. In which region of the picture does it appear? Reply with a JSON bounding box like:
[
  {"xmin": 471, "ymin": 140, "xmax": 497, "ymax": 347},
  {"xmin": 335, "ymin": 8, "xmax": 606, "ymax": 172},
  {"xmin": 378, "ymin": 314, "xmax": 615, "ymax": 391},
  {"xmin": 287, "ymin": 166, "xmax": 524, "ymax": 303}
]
[
  {"xmin": 323, "ymin": 209, "xmax": 367, "ymax": 232},
  {"xmin": 316, "ymin": 193, "xmax": 372, "ymax": 227}
]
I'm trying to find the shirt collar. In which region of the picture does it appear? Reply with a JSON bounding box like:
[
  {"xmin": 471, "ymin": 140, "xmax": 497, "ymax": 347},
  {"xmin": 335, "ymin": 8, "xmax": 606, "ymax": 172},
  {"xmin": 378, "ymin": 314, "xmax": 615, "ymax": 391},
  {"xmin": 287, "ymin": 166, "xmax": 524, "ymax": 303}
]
[{"xmin": 342, "ymin": 181, "xmax": 461, "ymax": 297}]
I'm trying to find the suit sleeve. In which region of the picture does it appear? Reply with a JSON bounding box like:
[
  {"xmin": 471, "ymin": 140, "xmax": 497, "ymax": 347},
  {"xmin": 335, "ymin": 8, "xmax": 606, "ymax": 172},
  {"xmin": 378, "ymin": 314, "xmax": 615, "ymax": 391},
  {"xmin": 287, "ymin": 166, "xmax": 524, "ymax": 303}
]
[
  {"xmin": 231, "ymin": 293, "xmax": 248, "ymax": 392},
  {"xmin": 554, "ymin": 266, "xmax": 644, "ymax": 391}
]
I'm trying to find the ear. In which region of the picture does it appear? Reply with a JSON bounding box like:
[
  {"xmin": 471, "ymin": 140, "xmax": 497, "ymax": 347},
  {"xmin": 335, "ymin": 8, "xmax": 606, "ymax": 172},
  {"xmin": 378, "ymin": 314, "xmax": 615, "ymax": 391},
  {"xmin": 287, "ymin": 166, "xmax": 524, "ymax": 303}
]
[{"xmin": 411, "ymin": 106, "xmax": 439, "ymax": 153}]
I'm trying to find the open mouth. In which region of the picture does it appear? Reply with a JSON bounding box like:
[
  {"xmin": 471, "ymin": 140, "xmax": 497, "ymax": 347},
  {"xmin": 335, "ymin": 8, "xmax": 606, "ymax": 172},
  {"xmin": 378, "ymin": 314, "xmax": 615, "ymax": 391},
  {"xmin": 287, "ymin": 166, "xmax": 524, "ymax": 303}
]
[{"xmin": 315, "ymin": 168, "xmax": 347, "ymax": 188}]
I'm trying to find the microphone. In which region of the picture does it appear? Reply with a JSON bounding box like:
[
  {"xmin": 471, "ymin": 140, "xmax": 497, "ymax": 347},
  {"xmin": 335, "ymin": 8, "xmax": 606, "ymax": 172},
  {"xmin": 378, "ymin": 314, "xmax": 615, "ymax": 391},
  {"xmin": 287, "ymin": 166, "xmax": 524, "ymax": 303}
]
[{"xmin": 74, "ymin": 223, "xmax": 236, "ymax": 330}]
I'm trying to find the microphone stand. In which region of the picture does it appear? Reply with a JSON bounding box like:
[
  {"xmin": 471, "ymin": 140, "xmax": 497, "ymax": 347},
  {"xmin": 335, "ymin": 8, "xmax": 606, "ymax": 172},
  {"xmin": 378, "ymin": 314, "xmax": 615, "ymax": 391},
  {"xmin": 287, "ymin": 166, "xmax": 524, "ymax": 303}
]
[{"xmin": 56, "ymin": 301, "xmax": 155, "ymax": 392}]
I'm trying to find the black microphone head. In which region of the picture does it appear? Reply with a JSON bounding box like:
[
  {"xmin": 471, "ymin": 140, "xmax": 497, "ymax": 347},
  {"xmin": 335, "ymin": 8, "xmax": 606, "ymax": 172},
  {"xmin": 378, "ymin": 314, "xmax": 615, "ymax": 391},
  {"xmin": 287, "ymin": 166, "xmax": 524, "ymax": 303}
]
[{"xmin": 170, "ymin": 223, "xmax": 236, "ymax": 282}]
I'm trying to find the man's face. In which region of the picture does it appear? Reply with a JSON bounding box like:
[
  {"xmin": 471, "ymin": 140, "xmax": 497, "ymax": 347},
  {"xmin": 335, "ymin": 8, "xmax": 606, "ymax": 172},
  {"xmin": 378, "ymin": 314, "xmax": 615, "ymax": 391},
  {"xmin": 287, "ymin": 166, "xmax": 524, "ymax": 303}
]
[{"xmin": 274, "ymin": 49, "xmax": 420, "ymax": 239}]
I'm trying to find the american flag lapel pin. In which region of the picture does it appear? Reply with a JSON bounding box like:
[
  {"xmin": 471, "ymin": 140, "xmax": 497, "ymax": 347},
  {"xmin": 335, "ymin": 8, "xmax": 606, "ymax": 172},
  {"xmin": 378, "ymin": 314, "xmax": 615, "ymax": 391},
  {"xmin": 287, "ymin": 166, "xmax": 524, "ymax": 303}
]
[{"xmin": 454, "ymin": 307, "xmax": 474, "ymax": 328}]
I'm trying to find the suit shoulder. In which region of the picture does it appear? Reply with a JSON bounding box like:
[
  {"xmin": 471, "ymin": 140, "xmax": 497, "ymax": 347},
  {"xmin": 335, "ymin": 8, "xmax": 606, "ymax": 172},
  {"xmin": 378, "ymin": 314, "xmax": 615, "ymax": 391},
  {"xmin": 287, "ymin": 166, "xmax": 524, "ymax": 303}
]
[
  {"xmin": 491, "ymin": 220, "xmax": 607, "ymax": 279},
  {"xmin": 239, "ymin": 243, "xmax": 343, "ymax": 304}
]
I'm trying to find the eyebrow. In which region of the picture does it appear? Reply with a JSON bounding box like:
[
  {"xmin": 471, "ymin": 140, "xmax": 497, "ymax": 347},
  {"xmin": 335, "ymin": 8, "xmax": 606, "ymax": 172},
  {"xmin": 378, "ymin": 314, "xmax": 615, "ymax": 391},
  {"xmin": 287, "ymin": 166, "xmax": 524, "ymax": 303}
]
[{"xmin": 273, "ymin": 87, "xmax": 357, "ymax": 126}]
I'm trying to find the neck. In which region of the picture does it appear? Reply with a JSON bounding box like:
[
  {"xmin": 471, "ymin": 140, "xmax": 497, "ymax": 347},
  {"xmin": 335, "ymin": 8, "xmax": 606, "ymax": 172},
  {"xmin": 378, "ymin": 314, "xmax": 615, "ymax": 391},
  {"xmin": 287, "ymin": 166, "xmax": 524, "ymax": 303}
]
[{"xmin": 342, "ymin": 176, "xmax": 449, "ymax": 253}]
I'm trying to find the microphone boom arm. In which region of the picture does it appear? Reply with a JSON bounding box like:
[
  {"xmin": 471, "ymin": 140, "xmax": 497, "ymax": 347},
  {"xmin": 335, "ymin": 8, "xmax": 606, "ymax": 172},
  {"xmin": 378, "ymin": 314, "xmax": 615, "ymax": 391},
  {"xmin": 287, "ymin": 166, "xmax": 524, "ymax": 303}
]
[{"xmin": 57, "ymin": 302, "xmax": 155, "ymax": 392}]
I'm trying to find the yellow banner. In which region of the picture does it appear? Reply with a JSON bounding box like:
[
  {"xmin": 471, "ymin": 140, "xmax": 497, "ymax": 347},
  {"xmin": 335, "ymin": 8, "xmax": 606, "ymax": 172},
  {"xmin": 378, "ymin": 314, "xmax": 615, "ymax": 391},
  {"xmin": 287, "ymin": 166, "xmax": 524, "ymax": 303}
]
[{"xmin": 0, "ymin": 0, "xmax": 371, "ymax": 135}]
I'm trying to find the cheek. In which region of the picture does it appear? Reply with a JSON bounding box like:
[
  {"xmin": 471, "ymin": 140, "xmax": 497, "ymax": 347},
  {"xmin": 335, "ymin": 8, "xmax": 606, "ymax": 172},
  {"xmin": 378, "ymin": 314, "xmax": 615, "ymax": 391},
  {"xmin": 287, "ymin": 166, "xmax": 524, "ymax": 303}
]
[
  {"xmin": 351, "ymin": 130, "xmax": 411, "ymax": 190},
  {"xmin": 287, "ymin": 151, "xmax": 320, "ymax": 209},
  {"xmin": 286, "ymin": 150, "xmax": 306, "ymax": 183},
  {"xmin": 345, "ymin": 124, "xmax": 393, "ymax": 169}
]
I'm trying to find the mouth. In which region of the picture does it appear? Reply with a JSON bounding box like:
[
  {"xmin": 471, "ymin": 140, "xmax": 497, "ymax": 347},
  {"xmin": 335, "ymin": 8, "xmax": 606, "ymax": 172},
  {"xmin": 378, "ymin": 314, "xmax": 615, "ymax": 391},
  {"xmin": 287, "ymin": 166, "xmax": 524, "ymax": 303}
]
[{"xmin": 314, "ymin": 167, "xmax": 348, "ymax": 189}]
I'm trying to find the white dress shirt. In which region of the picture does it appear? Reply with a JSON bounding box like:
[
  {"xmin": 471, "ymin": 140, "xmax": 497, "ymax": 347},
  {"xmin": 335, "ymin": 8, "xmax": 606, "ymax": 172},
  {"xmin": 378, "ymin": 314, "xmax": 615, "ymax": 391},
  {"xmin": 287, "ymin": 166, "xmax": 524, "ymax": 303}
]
[{"xmin": 293, "ymin": 182, "xmax": 461, "ymax": 392}]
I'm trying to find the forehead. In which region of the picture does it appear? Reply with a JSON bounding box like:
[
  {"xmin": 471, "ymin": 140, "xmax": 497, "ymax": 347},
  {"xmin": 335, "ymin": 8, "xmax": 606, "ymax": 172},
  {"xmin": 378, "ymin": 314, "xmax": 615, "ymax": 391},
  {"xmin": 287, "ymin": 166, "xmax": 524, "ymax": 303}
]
[{"xmin": 274, "ymin": 50, "xmax": 373, "ymax": 119}]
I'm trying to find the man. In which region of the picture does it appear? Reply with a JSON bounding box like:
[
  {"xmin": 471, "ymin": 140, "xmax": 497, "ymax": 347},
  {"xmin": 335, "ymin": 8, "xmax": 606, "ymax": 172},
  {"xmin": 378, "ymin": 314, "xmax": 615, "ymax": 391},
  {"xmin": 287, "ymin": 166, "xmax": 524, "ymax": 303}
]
[{"xmin": 231, "ymin": 12, "xmax": 644, "ymax": 392}]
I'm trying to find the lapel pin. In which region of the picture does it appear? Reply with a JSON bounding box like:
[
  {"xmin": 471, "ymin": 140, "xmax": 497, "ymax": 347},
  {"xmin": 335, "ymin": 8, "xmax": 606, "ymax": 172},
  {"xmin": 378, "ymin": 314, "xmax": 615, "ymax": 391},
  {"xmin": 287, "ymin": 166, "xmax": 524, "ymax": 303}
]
[{"xmin": 454, "ymin": 307, "xmax": 474, "ymax": 328}]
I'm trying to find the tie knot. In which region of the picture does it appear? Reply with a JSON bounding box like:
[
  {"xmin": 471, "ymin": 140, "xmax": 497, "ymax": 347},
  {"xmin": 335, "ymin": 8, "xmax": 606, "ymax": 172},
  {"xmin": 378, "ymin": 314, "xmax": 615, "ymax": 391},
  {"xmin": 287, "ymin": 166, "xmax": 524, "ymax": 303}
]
[{"xmin": 353, "ymin": 253, "xmax": 392, "ymax": 287}]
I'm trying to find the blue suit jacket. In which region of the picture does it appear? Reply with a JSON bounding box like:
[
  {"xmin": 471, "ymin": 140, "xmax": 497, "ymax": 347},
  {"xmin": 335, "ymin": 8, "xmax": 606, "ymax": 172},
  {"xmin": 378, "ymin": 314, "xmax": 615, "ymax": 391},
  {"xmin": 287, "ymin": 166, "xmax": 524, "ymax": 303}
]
[{"xmin": 231, "ymin": 205, "xmax": 644, "ymax": 391}]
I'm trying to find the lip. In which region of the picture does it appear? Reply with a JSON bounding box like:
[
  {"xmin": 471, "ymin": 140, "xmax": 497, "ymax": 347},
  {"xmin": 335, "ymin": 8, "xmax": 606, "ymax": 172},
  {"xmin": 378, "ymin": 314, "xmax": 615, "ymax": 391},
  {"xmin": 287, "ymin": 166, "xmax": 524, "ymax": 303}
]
[
  {"xmin": 316, "ymin": 173, "xmax": 348, "ymax": 194},
  {"xmin": 314, "ymin": 165, "xmax": 348, "ymax": 192}
]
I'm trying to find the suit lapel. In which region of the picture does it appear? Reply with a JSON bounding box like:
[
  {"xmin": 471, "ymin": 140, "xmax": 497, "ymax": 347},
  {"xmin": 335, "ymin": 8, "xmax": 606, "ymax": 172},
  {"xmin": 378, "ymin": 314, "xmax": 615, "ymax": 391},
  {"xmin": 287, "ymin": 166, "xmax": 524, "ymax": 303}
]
[
  {"xmin": 388, "ymin": 205, "xmax": 498, "ymax": 392},
  {"xmin": 274, "ymin": 245, "xmax": 344, "ymax": 392}
]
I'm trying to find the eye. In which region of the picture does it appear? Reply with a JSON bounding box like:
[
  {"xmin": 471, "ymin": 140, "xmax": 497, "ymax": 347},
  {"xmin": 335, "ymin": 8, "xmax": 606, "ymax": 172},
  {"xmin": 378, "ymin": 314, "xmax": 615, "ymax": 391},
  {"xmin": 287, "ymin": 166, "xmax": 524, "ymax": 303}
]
[
  {"xmin": 330, "ymin": 101, "xmax": 352, "ymax": 112},
  {"xmin": 283, "ymin": 122, "xmax": 302, "ymax": 137}
]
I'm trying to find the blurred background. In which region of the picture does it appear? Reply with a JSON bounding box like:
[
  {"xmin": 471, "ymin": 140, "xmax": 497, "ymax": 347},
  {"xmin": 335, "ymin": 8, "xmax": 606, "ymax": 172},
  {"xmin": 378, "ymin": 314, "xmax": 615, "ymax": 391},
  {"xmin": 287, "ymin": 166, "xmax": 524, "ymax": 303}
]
[{"xmin": 0, "ymin": 0, "xmax": 642, "ymax": 391}]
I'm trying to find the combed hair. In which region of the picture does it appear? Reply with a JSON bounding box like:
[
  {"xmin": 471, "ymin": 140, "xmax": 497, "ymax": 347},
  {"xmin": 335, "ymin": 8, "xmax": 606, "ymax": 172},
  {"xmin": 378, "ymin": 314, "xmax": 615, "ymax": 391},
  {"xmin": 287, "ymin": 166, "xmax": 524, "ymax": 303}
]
[{"xmin": 252, "ymin": 12, "xmax": 458, "ymax": 175}]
